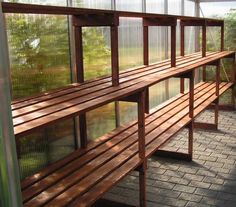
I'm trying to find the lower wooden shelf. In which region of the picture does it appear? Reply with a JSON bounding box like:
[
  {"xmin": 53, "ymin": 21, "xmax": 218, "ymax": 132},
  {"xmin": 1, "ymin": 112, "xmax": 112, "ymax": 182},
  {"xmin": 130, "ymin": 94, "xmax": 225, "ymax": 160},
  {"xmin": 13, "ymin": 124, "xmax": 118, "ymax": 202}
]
[{"xmin": 20, "ymin": 81, "xmax": 233, "ymax": 207}]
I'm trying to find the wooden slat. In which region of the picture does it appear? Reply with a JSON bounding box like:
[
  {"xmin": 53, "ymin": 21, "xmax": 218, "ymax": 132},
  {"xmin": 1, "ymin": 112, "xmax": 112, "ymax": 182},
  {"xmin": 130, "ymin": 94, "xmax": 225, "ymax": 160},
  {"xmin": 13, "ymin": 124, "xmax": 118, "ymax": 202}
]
[
  {"xmin": 22, "ymin": 81, "xmax": 228, "ymax": 206},
  {"xmin": 13, "ymin": 51, "xmax": 234, "ymax": 137}
]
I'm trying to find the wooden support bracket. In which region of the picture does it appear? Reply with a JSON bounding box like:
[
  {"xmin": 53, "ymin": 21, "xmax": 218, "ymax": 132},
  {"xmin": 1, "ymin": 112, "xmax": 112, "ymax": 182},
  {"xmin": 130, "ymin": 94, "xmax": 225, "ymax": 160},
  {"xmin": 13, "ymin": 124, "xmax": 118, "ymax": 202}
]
[
  {"xmin": 155, "ymin": 150, "xmax": 192, "ymax": 161},
  {"xmin": 73, "ymin": 13, "xmax": 119, "ymax": 27}
]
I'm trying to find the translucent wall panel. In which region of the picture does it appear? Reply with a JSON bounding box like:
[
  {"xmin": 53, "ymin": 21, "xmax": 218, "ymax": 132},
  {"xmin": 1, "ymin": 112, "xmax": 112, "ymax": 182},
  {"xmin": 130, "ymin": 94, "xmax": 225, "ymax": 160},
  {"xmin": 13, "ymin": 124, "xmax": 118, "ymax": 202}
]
[
  {"xmin": 168, "ymin": 0, "xmax": 182, "ymax": 15},
  {"xmin": 83, "ymin": 27, "xmax": 111, "ymax": 80},
  {"xmin": 146, "ymin": 0, "xmax": 165, "ymax": 14},
  {"xmin": 6, "ymin": 14, "xmax": 71, "ymax": 99},
  {"xmin": 149, "ymin": 27, "xmax": 167, "ymax": 63},
  {"xmin": 72, "ymin": 0, "xmax": 112, "ymax": 9},
  {"xmin": 86, "ymin": 103, "xmax": 116, "ymax": 140},
  {"xmin": 116, "ymin": 0, "xmax": 143, "ymax": 12},
  {"xmin": 200, "ymin": 1, "xmax": 236, "ymax": 18},
  {"xmin": 18, "ymin": 119, "xmax": 75, "ymax": 179},
  {"xmin": 149, "ymin": 81, "xmax": 167, "ymax": 110},
  {"xmin": 119, "ymin": 18, "xmax": 143, "ymax": 70},
  {"xmin": 185, "ymin": 0, "xmax": 195, "ymax": 17},
  {"xmin": 4, "ymin": 0, "xmax": 67, "ymax": 6},
  {"xmin": 6, "ymin": 13, "xmax": 76, "ymax": 179},
  {"xmin": 119, "ymin": 102, "xmax": 137, "ymax": 125}
]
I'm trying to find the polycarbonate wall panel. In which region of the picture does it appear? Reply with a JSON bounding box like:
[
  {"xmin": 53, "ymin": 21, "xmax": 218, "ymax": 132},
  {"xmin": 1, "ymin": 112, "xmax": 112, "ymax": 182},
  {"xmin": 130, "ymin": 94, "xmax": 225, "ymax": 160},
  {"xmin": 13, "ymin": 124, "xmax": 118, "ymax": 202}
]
[
  {"xmin": 5, "ymin": 10, "xmax": 76, "ymax": 179},
  {"xmin": 119, "ymin": 18, "xmax": 143, "ymax": 70},
  {"xmin": 72, "ymin": 0, "xmax": 112, "ymax": 9},
  {"xmin": 18, "ymin": 119, "xmax": 75, "ymax": 179},
  {"xmin": 82, "ymin": 27, "xmax": 111, "ymax": 80},
  {"xmin": 86, "ymin": 103, "xmax": 116, "ymax": 140},
  {"xmin": 168, "ymin": 0, "xmax": 182, "ymax": 15},
  {"xmin": 146, "ymin": 0, "xmax": 165, "ymax": 13},
  {"xmin": 185, "ymin": 0, "xmax": 196, "ymax": 54},
  {"xmin": 185, "ymin": 0, "xmax": 195, "ymax": 17},
  {"xmin": 6, "ymin": 14, "xmax": 71, "ymax": 99},
  {"xmin": 4, "ymin": 0, "xmax": 67, "ymax": 6},
  {"xmin": 149, "ymin": 27, "xmax": 167, "ymax": 63},
  {"xmin": 116, "ymin": 0, "xmax": 143, "ymax": 12}
]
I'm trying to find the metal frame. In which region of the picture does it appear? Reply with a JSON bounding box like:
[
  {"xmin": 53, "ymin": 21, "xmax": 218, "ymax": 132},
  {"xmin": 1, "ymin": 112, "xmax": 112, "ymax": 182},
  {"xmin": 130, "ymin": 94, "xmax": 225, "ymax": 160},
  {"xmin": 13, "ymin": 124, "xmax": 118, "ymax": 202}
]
[{"xmin": 0, "ymin": 2, "xmax": 22, "ymax": 206}]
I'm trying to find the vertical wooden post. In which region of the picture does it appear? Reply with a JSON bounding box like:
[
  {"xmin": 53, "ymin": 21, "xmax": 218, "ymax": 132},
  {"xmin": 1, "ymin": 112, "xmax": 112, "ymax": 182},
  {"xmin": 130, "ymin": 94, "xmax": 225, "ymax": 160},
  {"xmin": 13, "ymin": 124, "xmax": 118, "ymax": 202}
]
[
  {"xmin": 180, "ymin": 25, "xmax": 185, "ymax": 93},
  {"xmin": 188, "ymin": 71, "xmax": 194, "ymax": 160},
  {"xmin": 221, "ymin": 23, "xmax": 224, "ymax": 51},
  {"xmin": 74, "ymin": 23, "xmax": 87, "ymax": 148},
  {"xmin": 143, "ymin": 26, "xmax": 149, "ymax": 66},
  {"xmin": 231, "ymin": 56, "xmax": 236, "ymax": 108},
  {"xmin": 138, "ymin": 90, "xmax": 146, "ymax": 207},
  {"xmin": 74, "ymin": 26, "xmax": 84, "ymax": 83},
  {"xmin": 202, "ymin": 66, "xmax": 206, "ymax": 81},
  {"xmin": 144, "ymin": 88, "xmax": 149, "ymax": 114},
  {"xmin": 180, "ymin": 25, "xmax": 185, "ymax": 56},
  {"xmin": 202, "ymin": 24, "xmax": 206, "ymax": 57},
  {"xmin": 111, "ymin": 25, "xmax": 119, "ymax": 86},
  {"xmin": 214, "ymin": 61, "xmax": 220, "ymax": 128},
  {"xmin": 171, "ymin": 25, "xmax": 176, "ymax": 67}
]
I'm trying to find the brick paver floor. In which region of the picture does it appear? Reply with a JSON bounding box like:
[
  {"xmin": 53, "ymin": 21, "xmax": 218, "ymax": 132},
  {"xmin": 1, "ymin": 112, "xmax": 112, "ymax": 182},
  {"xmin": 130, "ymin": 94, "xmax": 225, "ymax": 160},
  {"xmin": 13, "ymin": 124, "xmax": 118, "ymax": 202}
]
[{"xmin": 103, "ymin": 110, "xmax": 236, "ymax": 207}]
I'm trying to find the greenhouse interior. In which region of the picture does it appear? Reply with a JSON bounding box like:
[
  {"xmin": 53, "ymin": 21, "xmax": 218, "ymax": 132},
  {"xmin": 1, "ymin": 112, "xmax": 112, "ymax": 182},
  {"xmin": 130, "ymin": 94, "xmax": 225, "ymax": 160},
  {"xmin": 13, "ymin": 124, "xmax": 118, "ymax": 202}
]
[{"xmin": 1, "ymin": 0, "xmax": 236, "ymax": 206}]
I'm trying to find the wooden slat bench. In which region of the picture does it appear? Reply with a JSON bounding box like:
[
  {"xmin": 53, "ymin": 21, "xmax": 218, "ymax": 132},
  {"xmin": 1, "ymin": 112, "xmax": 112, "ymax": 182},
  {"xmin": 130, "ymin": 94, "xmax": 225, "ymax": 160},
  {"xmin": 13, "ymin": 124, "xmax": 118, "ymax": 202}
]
[
  {"xmin": 12, "ymin": 51, "xmax": 234, "ymax": 138},
  {"xmin": 20, "ymin": 81, "xmax": 232, "ymax": 207}
]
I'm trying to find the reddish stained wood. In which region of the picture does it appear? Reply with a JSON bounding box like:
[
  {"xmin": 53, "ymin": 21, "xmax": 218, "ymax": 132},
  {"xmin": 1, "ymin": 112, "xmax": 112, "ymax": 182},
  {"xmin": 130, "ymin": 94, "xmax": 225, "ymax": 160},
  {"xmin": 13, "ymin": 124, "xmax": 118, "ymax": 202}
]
[
  {"xmin": 143, "ymin": 17, "xmax": 176, "ymax": 26},
  {"xmin": 180, "ymin": 25, "xmax": 185, "ymax": 56},
  {"xmin": 155, "ymin": 150, "xmax": 192, "ymax": 161},
  {"xmin": 74, "ymin": 25, "xmax": 84, "ymax": 83},
  {"xmin": 139, "ymin": 164, "xmax": 147, "ymax": 207},
  {"xmin": 138, "ymin": 91, "xmax": 145, "ymax": 161},
  {"xmin": 21, "ymin": 81, "xmax": 232, "ymax": 207},
  {"xmin": 193, "ymin": 122, "xmax": 217, "ymax": 131},
  {"xmin": 221, "ymin": 23, "xmax": 224, "ymax": 51},
  {"xmin": 171, "ymin": 25, "xmax": 176, "ymax": 67},
  {"xmin": 202, "ymin": 25, "xmax": 206, "ymax": 57},
  {"xmin": 13, "ymin": 51, "xmax": 235, "ymax": 137},
  {"xmin": 143, "ymin": 26, "xmax": 149, "ymax": 66},
  {"xmin": 73, "ymin": 13, "xmax": 119, "ymax": 27},
  {"xmin": 111, "ymin": 25, "xmax": 119, "ymax": 86}
]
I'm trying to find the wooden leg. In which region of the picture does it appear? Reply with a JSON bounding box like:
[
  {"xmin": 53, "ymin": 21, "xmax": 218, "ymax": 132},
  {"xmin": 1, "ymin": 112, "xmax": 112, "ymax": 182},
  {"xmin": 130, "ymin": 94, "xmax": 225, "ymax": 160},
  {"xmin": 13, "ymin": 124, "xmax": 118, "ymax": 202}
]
[
  {"xmin": 79, "ymin": 113, "xmax": 87, "ymax": 148},
  {"xmin": 139, "ymin": 164, "xmax": 147, "ymax": 207},
  {"xmin": 145, "ymin": 88, "xmax": 149, "ymax": 114},
  {"xmin": 188, "ymin": 122, "xmax": 193, "ymax": 161}
]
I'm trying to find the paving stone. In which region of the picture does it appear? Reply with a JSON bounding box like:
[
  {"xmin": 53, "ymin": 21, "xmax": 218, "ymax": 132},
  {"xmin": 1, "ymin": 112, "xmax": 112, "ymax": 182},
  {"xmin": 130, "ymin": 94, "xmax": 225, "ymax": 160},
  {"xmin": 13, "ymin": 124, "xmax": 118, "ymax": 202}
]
[
  {"xmin": 101, "ymin": 111, "xmax": 236, "ymax": 207},
  {"xmin": 173, "ymin": 184, "xmax": 196, "ymax": 193}
]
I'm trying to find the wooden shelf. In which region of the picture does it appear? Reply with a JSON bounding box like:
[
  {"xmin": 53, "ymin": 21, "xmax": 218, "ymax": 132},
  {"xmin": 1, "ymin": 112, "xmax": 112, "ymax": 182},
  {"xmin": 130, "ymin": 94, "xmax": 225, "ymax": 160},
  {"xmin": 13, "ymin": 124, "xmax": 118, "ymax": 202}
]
[
  {"xmin": 20, "ymin": 81, "xmax": 232, "ymax": 207},
  {"xmin": 12, "ymin": 51, "xmax": 234, "ymax": 138}
]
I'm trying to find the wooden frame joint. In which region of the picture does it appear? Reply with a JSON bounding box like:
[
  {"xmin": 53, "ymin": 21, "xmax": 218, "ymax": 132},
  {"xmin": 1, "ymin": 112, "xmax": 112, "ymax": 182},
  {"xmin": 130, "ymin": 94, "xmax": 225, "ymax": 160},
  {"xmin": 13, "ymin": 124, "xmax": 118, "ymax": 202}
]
[{"xmin": 73, "ymin": 13, "xmax": 119, "ymax": 27}]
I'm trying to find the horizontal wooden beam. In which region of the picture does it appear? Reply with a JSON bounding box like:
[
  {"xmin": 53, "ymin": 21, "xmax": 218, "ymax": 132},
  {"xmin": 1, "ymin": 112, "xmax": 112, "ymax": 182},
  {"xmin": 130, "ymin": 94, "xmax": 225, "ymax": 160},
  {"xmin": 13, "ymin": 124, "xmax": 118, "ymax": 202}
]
[
  {"xmin": 1, "ymin": 2, "xmax": 224, "ymax": 23},
  {"xmin": 143, "ymin": 17, "xmax": 177, "ymax": 26},
  {"xmin": 154, "ymin": 149, "xmax": 192, "ymax": 161},
  {"xmin": 73, "ymin": 13, "xmax": 119, "ymax": 27},
  {"xmin": 207, "ymin": 104, "xmax": 235, "ymax": 111},
  {"xmin": 193, "ymin": 122, "xmax": 218, "ymax": 130},
  {"xmin": 181, "ymin": 19, "xmax": 224, "ymax": 27}
]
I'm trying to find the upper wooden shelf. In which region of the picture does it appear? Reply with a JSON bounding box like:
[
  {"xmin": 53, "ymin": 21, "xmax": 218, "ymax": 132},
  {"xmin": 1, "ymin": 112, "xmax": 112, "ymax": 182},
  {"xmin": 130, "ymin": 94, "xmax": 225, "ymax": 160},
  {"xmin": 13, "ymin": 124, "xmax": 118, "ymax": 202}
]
[
  {"xmin": 12, "ymin": 51, "xmax": 235, "ymax": 137},
  {"xmin": 1, "ymin": 2, "xmax": 223, "ymax": 24}
]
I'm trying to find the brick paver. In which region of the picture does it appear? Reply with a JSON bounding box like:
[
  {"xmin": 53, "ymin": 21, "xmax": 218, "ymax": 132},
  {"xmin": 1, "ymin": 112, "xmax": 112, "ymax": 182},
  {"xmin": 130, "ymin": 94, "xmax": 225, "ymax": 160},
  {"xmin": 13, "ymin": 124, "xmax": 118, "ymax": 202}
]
[{"xmin": 103, "ymin": 110, "xmax": 236, "ymax": 207}]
